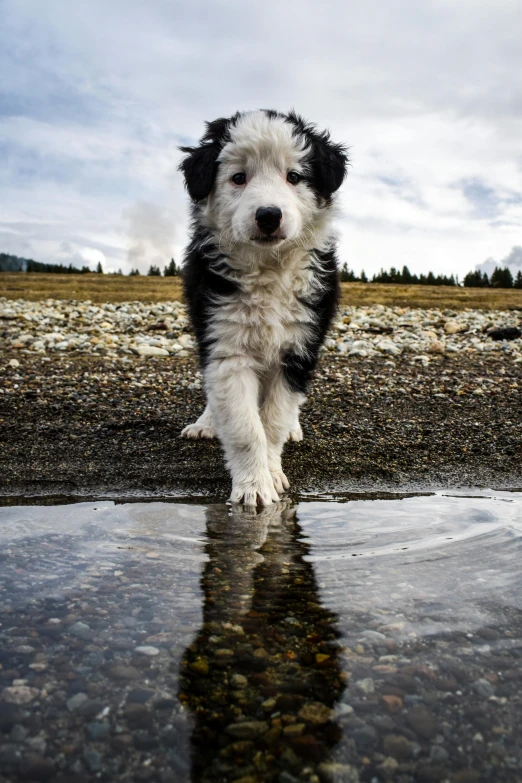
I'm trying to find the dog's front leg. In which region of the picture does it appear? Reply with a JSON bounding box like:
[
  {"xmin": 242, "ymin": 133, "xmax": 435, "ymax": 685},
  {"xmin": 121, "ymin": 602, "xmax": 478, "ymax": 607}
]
[
  {"xmin": 261, "ymin": 370, "xmax": 304, "ymax": 495},
  {"xmin": 206, "ymin": 356, "xmax": 280, "ymax": 507}
]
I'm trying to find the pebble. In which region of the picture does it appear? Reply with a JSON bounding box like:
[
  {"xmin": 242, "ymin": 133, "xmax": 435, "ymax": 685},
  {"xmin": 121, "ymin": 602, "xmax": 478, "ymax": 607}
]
[
  {"xmin": 354, "ymin": 678, "xmax": 375, "ymax": 695},
  {"xmin": 1, "ymin": 686, "xmax": 39, "ymax": 704},
  {"xmin": 298, "ymin": 702, "xmax": 332, "ymax": 724},
  {"xmin": 376, "ymin": 756, "xmax": 399, "ymax": 776},
  {"xmin": 135, "ymin": 645, "xmax": 160, "ymax": 657},
  {"xmin": 127, "ymin": 688, "xmax": 155, "ymax": 703},
  {"xmin": 429, "ymin": 745, "xmax": 449, "ymax": 763},
  {"xmin": 225, "ymin": 721, "xmax": 269, "ymax": 739},
  {"xmin": 10, "ymin": 725, "xmax": 29, "ymax": 742},
  {"xmin": 407, "ymin": 705, "xmax": 439, "ymax": 739},
  {"xmin": 2, "ymin": 297, "xmax": 521, "ymax": 362},
  {"xmin": 66, "ymin": 692, "xmax": 88, "ymax": 711},
  {"xmin": 352, "ymin": 725, "xmax": 378, "ymax": 749},
  {"xmin": 230, "ymin": 673, "xmax": 248, "ymax": 688},
  {"xmin": 136, "ymin": 345, "xmax": 169, "ymax": 357},
  {"xmin": 189, "ymin": 658, "xmax": 209, "ymax": 675},
  {"xmin": 317, "ymin": 762, "xmax": 360, "ymax": 782},
  {"xmin": 26, "ymin": 734, "xmax": 47, "ymax": 754},
  {"xmin": 382, "ymin": 733, "xmax": 414, "ymax": 759},
  {"xmin": 68, "ymin": 621, "xmax": 91, "ymax": 638},
  {"xmin": 83, "ymin": 748, "xmax": 103, "ymax": 772},
  {"xmin": 472, "ymin": 678, "xmax": 495, "ymax": 698},
  {"xmin": 359, "ymin": 630, "xmax": 386, "ymax": 643},
  {"xmin": 380, "ymin": 694, "xmax": 403, "ymax": 712},
  {"xmin": 86, "ymin": 721, "xmax": 111, "ymax": 740}
]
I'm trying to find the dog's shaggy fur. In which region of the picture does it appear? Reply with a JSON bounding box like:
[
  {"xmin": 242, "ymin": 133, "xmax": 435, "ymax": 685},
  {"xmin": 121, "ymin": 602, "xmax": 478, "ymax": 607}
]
[{"xmin": 180, "ymin": 110, "xmax": 348, "ymax": 506}]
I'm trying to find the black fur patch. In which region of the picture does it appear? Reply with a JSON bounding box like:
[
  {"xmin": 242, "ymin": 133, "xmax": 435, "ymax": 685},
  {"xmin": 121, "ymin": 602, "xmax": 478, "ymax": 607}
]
[
  {"xmin": 285, "ymin": 111, "xmax": 349, "ymax": 202},
  {"xmin": 282, "ymin": 248, "xmax": 341, "ymax": 394},
  {"xmin": 182, "ymin": 227, "xmax": 238, "ymax": 366},
  {"xmin": 179, "ymin": 116, "xmax": 237, "ymax": 202}
]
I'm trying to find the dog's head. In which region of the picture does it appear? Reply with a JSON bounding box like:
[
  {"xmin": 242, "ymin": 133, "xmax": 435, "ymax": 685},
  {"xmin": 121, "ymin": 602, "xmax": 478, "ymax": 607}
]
[{"xmin": 179, "ymin": 110, "xmax": 348, "ymax": 251}]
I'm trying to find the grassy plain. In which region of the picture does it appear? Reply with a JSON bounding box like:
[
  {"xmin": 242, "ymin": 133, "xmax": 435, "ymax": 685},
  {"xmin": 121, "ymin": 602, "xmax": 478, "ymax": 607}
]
[{"xmin": 2, "ymin": 272, "xmax": 522, "ymax": 310}]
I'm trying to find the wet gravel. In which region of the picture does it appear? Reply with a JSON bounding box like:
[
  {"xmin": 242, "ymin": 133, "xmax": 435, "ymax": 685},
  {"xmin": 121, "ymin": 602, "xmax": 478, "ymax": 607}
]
[
  {"xmin": 1, "ymin": 348, "xmax": 521, "ymax": 499},
  {"xmin": 0, "ymin": 501, "xmax": 521, "ymax": 782}
]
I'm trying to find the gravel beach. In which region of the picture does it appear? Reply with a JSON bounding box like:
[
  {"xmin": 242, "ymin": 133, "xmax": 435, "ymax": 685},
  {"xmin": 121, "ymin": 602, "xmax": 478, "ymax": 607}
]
[{"xmin": 1, "ymin": 296, "xmax": 522, "ymax": 497}]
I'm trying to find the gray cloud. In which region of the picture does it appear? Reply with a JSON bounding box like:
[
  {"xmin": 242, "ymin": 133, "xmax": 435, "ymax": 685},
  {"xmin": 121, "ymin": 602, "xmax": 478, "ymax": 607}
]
[
  {"xmin": 477, "ymin": 245, "xmax": 522, "ymax": 277},
  {"xmin": 1, "ymin": 0, "xmax": 521, "ymax": 277},
  {"xmin": 125, "ymin": 202, "xmax": 180, "ymax": 272}
]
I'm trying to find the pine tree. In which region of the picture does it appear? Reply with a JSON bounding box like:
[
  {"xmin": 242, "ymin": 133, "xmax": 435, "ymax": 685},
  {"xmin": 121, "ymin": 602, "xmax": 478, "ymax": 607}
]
[
  {"xmin": 340, "ymin": 263, "xmax": 358, "ymax": 282},
  {"xmin": 129, "ymin": 268, "xmax": 140, "ymax": 276},
  {"xmin": 164, "ymin": 258, "xmax": 179, "ymax": 277},
  {"xmin": 147, "ymin": 264, "xmax": 162, "ymax": 277},
  {"xmin": 490, "ymin": 266, "xmax": 513, "ymax": 288},
  {"xmin": 96, "ymin": 261, "xmax": 103, "ymax": 274},
  {"xmin": 514, "ymin": 271, "xmax": 522, "ymax": 289},
  {"xmin": 401, "ymin": 265, "xmax": 412, "ymax": 284}
]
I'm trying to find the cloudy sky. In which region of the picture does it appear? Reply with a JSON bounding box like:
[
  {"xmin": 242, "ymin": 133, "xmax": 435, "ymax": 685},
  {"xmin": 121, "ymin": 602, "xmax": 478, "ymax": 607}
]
[{"xmin": 1, "ymin": 0, "xmax": 521, "ymax": 277}]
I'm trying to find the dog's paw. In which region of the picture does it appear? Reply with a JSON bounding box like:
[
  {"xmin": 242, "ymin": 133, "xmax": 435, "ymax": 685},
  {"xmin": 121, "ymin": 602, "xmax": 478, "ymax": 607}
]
[
  {"xmin": 230, "ymin": 473, "xmax": 280, "ymax": 507},
  {"xmin": 269, "ymin": 467, "xmax": 290, "ymax": 495},
  {"xmin": 287, "ymin": 423, "xmax": 303, "ymax": 442},
  {"xmin": 181, "ymin": 422, "xmax": 216, "ymax": 439}
]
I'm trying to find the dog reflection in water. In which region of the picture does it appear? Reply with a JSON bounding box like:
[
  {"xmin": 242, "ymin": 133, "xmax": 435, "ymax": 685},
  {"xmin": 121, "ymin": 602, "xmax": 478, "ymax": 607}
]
[{"xmin": 178, "ymin": 501, "xmax": 346, "ymax": 782}]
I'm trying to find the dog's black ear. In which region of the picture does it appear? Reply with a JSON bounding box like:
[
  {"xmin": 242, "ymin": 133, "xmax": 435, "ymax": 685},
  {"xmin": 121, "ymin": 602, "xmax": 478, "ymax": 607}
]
[
  {"xmin": 179, "ymin": 143, "xmax": 220, "ymax": 202},
  {"xmin": 179, "ymin": 116, "xmax": 233, "ymax": 202},
  {"xmin": 309, "ymin": 136, "xmax": 348, "ymax": 200},
  {"xmin": 286, "ymin": 112, "xmax": 349, "ymax": 201}
]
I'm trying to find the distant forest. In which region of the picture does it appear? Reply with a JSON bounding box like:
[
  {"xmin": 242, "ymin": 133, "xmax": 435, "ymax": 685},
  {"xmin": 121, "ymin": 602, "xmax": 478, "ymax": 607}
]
[
  {"xmin": 0, "ymin": 253, "xmax": 181, "ymax": 278},
  {"xmin": 340, "ymin": 264, "xmax": 457, "ymax": 286},
  {"xmin": 341, "ymin": 263, "xmax": 522, "ymax": 288},
  {"xmin": 1, "ymin": 252, "xmax": 521, "ymax": 288}
]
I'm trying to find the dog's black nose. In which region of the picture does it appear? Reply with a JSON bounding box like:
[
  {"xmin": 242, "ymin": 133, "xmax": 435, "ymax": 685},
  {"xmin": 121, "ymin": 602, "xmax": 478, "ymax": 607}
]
[{"xmin": 255, "ymin": 206, "xmax": 282, "ymax": 235}]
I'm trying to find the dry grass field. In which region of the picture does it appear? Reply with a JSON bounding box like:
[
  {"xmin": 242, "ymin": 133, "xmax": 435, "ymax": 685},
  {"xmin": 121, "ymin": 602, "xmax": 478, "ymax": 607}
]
[{"xmin": 2, "ymin": 272, "xmax": 522, "ymax": 310}]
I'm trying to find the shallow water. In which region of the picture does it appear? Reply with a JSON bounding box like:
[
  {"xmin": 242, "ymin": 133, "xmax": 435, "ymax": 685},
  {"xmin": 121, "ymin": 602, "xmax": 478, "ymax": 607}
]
[{"xmin": 0, "ymin": 491, "xmax": 521, "ymax": 782}]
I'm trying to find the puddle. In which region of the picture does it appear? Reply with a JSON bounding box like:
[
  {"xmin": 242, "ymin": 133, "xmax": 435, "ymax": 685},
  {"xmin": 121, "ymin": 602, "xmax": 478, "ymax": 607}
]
[{"xmin": 0, "ymin": 491, "xmax": 521, "ymax": 781}]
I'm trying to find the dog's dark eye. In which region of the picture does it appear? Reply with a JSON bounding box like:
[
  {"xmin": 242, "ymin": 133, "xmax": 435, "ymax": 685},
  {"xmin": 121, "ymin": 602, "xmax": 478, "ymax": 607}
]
[
  {"xmin": 231, "ymin": 172, "xmax": 246, "ymax": 185},
  {"xmin": 287, "ymin": 171, "xmax": 302, "ymax": 185}
]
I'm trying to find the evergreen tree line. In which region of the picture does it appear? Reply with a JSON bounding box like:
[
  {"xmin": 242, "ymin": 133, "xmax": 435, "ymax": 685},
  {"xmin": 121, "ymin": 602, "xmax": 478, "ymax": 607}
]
[
  {"xmin": 0, "ymin": 253, "xmax": 181, "ymax": 278},
  {"xmin": 463, "ymin": 267, "xmax": 522, "ymax": 289},
  {"xmin": 29, "ymin": 260, "xmax": 93, "ymax": 274},
  {"xmin": 128, "ymin": 259, "xmax": 180, "ymax": 277},
  {"xmin": 340, "ymin": 263, "xmax": 457, "ymax": 286},
  {"xmin": 341, "ymin": 262, "xmax": 522, "ymax": 288}
]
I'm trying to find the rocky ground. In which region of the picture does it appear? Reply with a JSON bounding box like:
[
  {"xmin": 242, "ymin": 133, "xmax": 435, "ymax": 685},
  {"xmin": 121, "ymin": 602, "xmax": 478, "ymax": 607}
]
[
  {"xmin": 1, "ymin": 297, "xmax": 522, "ymax": 497},
  {"xmin": 1, "ymin": 297, "xmax": 522, "ymax": 362}
]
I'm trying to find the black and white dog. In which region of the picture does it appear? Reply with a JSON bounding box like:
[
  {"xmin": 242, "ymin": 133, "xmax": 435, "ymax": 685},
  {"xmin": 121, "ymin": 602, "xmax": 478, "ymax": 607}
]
[{"xmin": 179, "ymin": 110, "xmax": 348, "ymax": 506}]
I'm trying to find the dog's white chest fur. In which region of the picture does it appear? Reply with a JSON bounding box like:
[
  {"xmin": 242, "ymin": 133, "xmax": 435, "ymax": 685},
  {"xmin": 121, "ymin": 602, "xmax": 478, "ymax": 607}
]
[{"xmin": 209, "ymin": 251, "xmax": 318, "ymax": 366}]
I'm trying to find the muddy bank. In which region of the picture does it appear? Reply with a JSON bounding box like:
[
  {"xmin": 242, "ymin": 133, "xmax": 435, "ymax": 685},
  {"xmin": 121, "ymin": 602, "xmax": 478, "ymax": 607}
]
[{"xmin": 1, "ymin": 350, "xmax": 521, "ymax": 500}]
